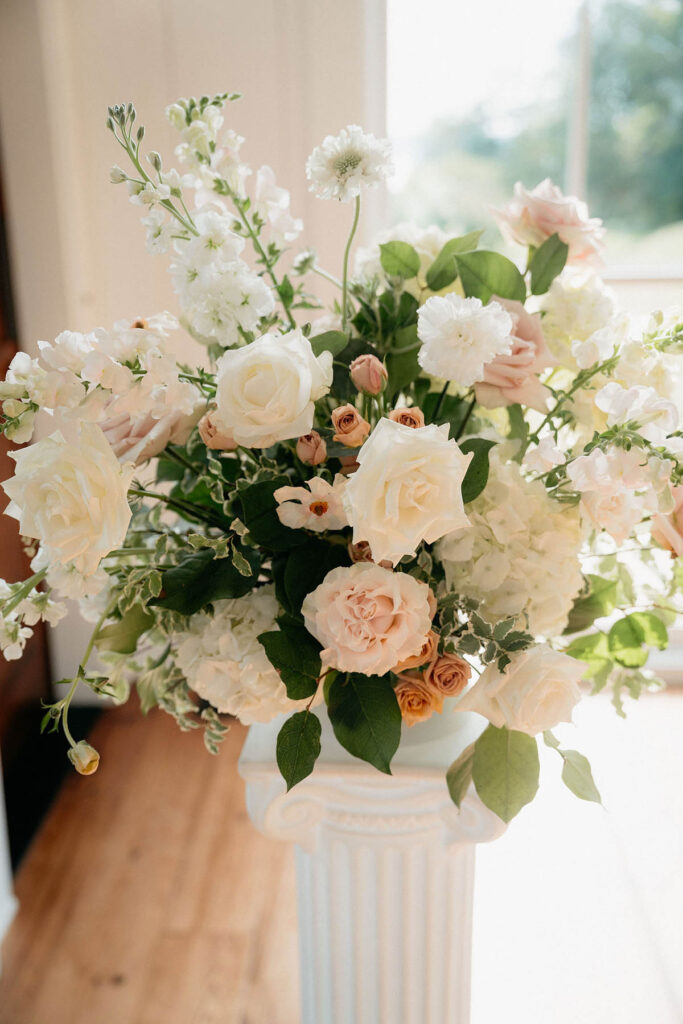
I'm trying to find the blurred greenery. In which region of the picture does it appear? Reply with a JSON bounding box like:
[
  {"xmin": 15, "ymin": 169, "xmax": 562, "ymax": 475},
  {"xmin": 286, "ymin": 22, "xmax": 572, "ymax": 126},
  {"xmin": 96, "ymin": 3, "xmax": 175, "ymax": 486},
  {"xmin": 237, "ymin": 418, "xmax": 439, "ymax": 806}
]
[{"xmin": 391, "ymin": 0, "xmax": 683, "ymax": 263}]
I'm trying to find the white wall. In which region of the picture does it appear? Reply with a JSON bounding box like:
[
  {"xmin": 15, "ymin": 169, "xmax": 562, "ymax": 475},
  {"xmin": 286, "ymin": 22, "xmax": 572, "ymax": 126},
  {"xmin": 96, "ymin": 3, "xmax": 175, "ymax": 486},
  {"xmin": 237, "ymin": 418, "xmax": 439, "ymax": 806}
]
[{"xmin": 0, "ymin": 0, "xmax": 387, "ymax": 689}]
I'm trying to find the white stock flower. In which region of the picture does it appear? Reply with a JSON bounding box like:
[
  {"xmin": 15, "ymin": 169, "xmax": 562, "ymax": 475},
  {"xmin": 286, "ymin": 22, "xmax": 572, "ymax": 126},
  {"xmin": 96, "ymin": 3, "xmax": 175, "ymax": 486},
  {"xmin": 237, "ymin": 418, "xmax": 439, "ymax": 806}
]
[
  {"xmin": 417, "ymin": 294, "xmax": 513, "ymax": 386},
  {"xmin": 254, "ymin": 165, "xmax": 303, "ymax": 246},
  {"xmin": 456, "ymin": 645, "xmax": 583, "ymax": 735},
  {"xmin": 616, "ymin": 338, "xmax": 683, "ymax": 421},
  {"xmin": 539, "ymin": 268, "xmax": 619, "ymax": 368},
  {"xmin": 306, "ymin": 125, "xmax": 393, "ymax": 202},
  {"xmin": 523, "ymin": 435, "xmax": 564, "ymax": 474},
  {"xmin": 594, "ymin": 382, "xmax": 678, "ymax": 442},
  {"xmin": 571, "ymin": 325, "xmax": 617, "ymax": 369},
  {"xmin": 344, "ymin": 417, "xmax": 472, "ymax": 565},
  {"xmin": 175, "ymin": 586, "xmax": 315, "ymax": 724},
  {"xmin": 302, "ymin": 563, "xmax": 433, "ymax": 676},
  {"xmin": 182, "ymin": 209, "xmax": 245, "ymax": 266},
  {"xmin": 141, "ymin": 209, "xmax": 175, "ymax": 254},
  {"xmin": 437, "ymin": 451, "xmax": 583, "ymax": 637},
  {"xmin": 3, "ymin": 424, "xmax": 134, "ymax": 577},
  {"xmin": 213, "ymin": 328, "xmax": 332, "ymax": 447},
  {"xmin": 275, "ymin": 475, "xmax": 348, "ymax": 532}
]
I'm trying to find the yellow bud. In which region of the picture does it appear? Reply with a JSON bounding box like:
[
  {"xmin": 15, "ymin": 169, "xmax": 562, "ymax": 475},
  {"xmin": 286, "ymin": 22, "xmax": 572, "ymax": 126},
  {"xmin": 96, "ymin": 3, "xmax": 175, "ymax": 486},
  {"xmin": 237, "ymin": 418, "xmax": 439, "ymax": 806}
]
[{"xmin": 67, "ymin": 740, "xmax": 100, "ymax": 776}]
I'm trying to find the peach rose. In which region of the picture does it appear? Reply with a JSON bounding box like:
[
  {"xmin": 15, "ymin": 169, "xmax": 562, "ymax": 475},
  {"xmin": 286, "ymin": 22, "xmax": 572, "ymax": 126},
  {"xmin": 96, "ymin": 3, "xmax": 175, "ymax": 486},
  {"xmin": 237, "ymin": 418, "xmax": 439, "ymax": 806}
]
[
  {"xmin": 388, "ymin": 406, "xmax": 425, "ymax": 429},
  {"xmin": 492, "ymin": 179, "xmax": 605, "ymax": 264},
  {"xmin": 394, "ymin": 672, "xmax": 443, "ymax": 727},
  {"xmin": 651, "ymin": 485, "xmax": 683, "ymax": 557},
  {"xmin": 393, "ymin": 629, "xmax": 439, "ymax": 672},
  {"xmin": 350, "ymin": 354, "xmax": 388, "ymax": 396},
  {"xmin": 331, "ymin": 404, "xmax": 371, "ymax": 448},
  {"xmin": 198, "ymin": 409, "xmax": 238, "ymax": 451},
  {"xmin": 301, "ymin": 562, "xmax": 434, "ymax": 676},
  {"xmin": 474, "ymin": 296, "xmax": 555, "ymax": 412},
  {"xmin": 296, "ymin": 431, "xmax": 327, "ymax": 465},
  {"xmin": 425, "ymin": 652, "xmax": 471, "ymax": 697}
]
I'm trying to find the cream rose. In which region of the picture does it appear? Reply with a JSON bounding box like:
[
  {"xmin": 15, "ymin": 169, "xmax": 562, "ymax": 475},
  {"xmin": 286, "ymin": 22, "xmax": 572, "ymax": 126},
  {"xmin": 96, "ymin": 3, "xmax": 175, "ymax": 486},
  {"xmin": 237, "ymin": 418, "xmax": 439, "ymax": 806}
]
[
  {"xmin": 455, "ymin": 645, "xmax": 583, "ymax": 735},
  {"xmin": 301, "ymin": 562, "xmax": 434, "ymax": 676},
  {"xmin": 344, "ymin": 417, "xmax": 472, "ymax": 565},
  {"xmin": 474, "ymin": 296, "xmax": 555, "ymax": 413},
  {"xmin": 3, "ymin": 424, "xmax": 134, "ymax": 576},
  {"xmin": 492, "ymin": 179, "xmax": 605, "ymax": 264},
  {"xmin": 213, "ymin": 328, "xmax": 332, "ymax": 448}
]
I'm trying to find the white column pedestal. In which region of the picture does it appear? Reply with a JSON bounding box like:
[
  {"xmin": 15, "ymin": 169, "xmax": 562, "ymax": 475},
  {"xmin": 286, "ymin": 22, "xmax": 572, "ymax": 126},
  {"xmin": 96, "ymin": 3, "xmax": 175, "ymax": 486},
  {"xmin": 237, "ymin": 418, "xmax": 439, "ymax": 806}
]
[{"xmin": 239, "ymin": 707, "xmax": 504, "ymax": 1024}]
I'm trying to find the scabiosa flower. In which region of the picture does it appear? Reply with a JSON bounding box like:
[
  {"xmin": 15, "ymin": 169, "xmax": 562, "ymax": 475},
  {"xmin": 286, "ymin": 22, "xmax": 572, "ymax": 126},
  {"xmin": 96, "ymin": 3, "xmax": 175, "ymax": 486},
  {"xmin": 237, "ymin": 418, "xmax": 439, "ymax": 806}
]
[
  {"xmin": 305, "ymin": 125, "xmax": 393, "ymax": 202},
  {"xmin": 417, "ymin": 294, "xmax": 513, "ymax": 387}
]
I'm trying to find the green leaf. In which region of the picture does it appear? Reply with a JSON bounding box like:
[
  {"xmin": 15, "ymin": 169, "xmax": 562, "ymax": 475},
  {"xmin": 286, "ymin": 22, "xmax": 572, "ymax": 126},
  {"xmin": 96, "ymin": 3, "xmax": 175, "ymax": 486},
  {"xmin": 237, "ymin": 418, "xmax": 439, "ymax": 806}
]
[
  {"xmin": 425, "ymin": 230, "xmax": 484, "ymax": 291},
  {"xmin": 560, "ymin": 749, "xmax": 602, "ymax": 804},
  {"xmin": 455, "ymin": 250, "xmax": 526, "ymax": 304},
  {"xmin": 627, "ymin": 611, "xmax": 668, "ymax": 649},
  {"xmin": 258, "ymin": 625, "xmax": 322, "ymax": 699},
  {"xmin": 386, "ymin": 335, "xmax": 421, "ymax": 400},
  {"xmin": 459, "ymin": 438, "xmax": 496, "ymax": 503},
  {"xmin": 472, "ymin": 724, "xmax": 540, "ymax": 823},
  {"xmin": 379, "ymin": 241, "xmax": 421, "ymax": 279},
  {"xmin": 310, "ymin": 330, "xmax": 349, "ymax": 359},
  {"xmin": 564, "ymin": 575, "xmax": 618, "ymax": 634},
  {"xmin": 327, "ymin": 673, "xmax": 401, "ymax": 774},
  {"xmin": 528, "ymin": 233, "xmax": 569, "ymax": 295},
  {"xmin": 238, "ymin": 477, "xmax": 307, "ymax": 551},
  {"xmin": 565, "ymin": 632, "xmax": 610, "ymax": 663},
  {"xmin": 423, "ymin": 391, "xmax": 470, "ymax": 435},
  {"xmin": 154, "ymin": 548, "xmax": 258, "ymax": 614},
  {"xmin": 277, "ymin": 274, "xmax": 294, "ymax": 307},
  {"xmin": 283, "ymin": 539, "xmax": 350, "ymax": 616},
  {"xmin": 276, "ymin": 711, "xmax": 322, "ymax": 790},
  {"xmin": 607, "ymin": 612, "xmax": 666, "ymax": 668},
  {"xmin": 96, "ymin": 604, "xmax": 154, "ymax": 654},
  {"xmin": 446, "ymin": 743, "xmax": 475, "ymax": 807},
  {"xmin": 230, "ymin": 545, "xmax": 253, "ymax": 576}
]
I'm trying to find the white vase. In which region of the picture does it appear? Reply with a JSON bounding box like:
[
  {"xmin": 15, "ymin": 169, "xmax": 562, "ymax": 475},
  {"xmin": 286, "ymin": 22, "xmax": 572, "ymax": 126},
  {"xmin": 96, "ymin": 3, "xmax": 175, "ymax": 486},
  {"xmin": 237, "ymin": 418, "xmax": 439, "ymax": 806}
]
[{"xmin": 239, "ymin": 702, "xmax": 504, "ymax": 1024}]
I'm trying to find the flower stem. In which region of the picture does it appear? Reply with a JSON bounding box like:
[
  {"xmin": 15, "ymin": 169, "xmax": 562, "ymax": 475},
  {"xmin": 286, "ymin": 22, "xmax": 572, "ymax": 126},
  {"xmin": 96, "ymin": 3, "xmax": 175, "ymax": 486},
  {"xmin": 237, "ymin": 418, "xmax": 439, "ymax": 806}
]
[
  {"xmin": 431, "ymin": 380, "xmax": 450, "ymax": 423},
  {"xmin": 1, "ymin": 568, "xmax": 48, "ymax": 618},
  {"xmin": 341, "ymin": 195, "xmax": 361, "ymax": 331},
  {"xmin": 455, "ymin": 395, "xmax": 477, "ymax": 440},
  {"xmin": 230, "ymin": 196, "xmax": 296, "ymax": 329}
]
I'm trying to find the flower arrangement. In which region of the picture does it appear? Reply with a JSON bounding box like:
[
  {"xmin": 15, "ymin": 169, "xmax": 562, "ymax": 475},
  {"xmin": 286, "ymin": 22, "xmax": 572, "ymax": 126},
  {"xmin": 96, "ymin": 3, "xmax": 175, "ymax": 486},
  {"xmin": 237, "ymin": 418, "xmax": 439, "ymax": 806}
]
[{"xmin": 2, "ymin": 92, "xmax": 682, "ymax": 823}]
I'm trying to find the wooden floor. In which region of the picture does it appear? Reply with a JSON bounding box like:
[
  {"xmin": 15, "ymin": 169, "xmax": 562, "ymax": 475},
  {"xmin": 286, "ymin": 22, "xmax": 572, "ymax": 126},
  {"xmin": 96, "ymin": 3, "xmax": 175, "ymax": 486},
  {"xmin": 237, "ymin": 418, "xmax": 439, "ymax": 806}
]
[{"xmin": 1, "ymin": 691, "xmax": 682, "ymax": 1024}]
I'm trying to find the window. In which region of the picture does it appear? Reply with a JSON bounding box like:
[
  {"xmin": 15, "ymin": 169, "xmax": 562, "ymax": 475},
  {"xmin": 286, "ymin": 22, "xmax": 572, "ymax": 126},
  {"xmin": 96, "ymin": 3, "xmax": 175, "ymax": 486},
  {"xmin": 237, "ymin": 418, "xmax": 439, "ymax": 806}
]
[{"xmin": 387, "ymin": 0, "xmax": 683, "ymax": 310}]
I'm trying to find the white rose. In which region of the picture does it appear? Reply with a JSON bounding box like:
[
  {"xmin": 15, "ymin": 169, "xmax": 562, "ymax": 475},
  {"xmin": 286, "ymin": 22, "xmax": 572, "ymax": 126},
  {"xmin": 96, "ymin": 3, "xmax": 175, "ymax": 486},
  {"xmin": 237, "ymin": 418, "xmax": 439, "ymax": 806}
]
[
  {"xmin": 455, "ymin": 645, "xmax": 583, "ymax": 735},
  {"xmin": 2, "ymin": 424, "xmax": 134, "ymax": 576},
  {"xmin": 213, "ymin": 329, "xmax": 333, "ymax": 448},
  {"xmin": 344, "ymin": 417, "xmax": 472, "ymax": 565}
]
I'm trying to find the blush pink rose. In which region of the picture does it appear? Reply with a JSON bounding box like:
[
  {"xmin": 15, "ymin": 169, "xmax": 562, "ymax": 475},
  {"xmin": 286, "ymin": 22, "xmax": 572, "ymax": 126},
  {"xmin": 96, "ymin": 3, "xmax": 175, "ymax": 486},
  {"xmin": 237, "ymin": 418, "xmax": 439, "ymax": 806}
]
[
  {"xmin": 492, "ymin": 179, "xmax": 605, "ymax": 264},
  {"xmin": 651, "ymin": 485, "xmax": 683, "ymax": 558},
  {"xmin": 301, "ymin": 562, "xmax": 434, "ymax": 676},
  {"xmin": 474, "ymin": 296, "xmax": 555, "ymax": 412}
]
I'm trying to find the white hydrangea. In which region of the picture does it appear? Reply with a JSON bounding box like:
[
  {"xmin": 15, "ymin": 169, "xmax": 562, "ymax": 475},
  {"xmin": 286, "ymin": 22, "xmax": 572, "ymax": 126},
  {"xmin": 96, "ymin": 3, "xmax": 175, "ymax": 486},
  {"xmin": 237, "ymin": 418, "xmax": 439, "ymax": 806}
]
[
  {"xmin": 306, "ymin": 125, "xmax": 393, "ymax": 202},
  {"xmin": 437, "ymin": 452, "xmax": 584, "ymax": 636},
  {"xmin": 174, "ymin": 587, "xmax": 315, "ymax": 724},
  {"xmin": 539, "ymin": 268, "xmax": 619, "ymax": 368},
  {"xmin": 354, "ymin": 221, "xmax": 451, "ymax": 300},
  {"xmin": 417, "ymin": 294, "xmax": 513, "ymax": 386}
]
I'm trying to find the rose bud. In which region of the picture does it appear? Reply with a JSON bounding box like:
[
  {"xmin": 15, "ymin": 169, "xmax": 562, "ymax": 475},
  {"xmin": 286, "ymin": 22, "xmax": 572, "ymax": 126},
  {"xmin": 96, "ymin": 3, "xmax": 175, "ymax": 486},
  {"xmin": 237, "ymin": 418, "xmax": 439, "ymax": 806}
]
[
  {"xmin": 425, "ymin": 652, "xmax": 471, "ymax": 697},
  {"xmin": 296, "ymin": 431, "xmax": 327, "ymax": 466},
  {"xmin": 68, "ymin": 740, "xmax": 100, "ymax": 776},
  {"xmin": 393, "ymin": 630, "xmax": 439, "ymax": 673},
  {"xmin": 198, "ymin": 409, "xmax": 239, "ymax": 451},
  {"xmin": 347, "ymin": 539, "xmax": 393, "ymax": 569},
  {"xmin": 331, "ymin": 404, "xmax": 371, "ymax": 447},
  {"xmin": 349, "ymin": 354, "xmax": 388, "ymax": 396},
  {"xmin": 389, "ymin": 406, "xmax": 425, "ymax": 429},
  {"xmin": 394, "ymin": 672, "xmax": 443, "ymax": 727}
]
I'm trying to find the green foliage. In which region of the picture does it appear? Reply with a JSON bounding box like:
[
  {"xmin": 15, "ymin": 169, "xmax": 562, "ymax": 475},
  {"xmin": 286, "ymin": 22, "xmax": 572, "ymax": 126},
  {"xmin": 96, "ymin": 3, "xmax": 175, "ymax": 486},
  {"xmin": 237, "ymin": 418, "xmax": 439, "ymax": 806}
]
[
  {"xmin": 327, "ymin": 673, "xmax": 401, "ymax": 774},
  {"xmin": 379, "ymin": 241, "xmax": 421, "ymax": 278},
  {"xmin": 154, "ymin": 547, "xmax": 259, "ymax": 615},
  {"xmin": 310, "ymin": 330, "xmax": 349, "ymax": 359},
  {"xmin": 257, "ymin": 624, "xmax": 322, "ymax": 699},
  {"xmin": 455, "ymin": 251, "xmax": 526, "ymax": 304},
  {"xmin": 543, "ymin": 732, "xmax": 602, "ymax": 804},
  {"xmin": 446, "ymin": 743, "xmax": 475, "ymax": 807},
  {"xmin": 238, "ymin": 477, "xmax": 306, "ymax": 551},
  {"xmin": 278, "ymin": 539, "xmax": 350, "ymax": 617},
  {"xmin": 608, "ymin": 611, "xmax": 668, "ymax": 668},
  {"xmin": 424, "ymin": 230, "xmax": 484, "ymax": 290},
  {"xmin": 276, "ymin": 711, "xmax": 322, "ymax": 790},
  {"xmin": 459, "ymin": 438, "xmax": 496, "ymax": 503},
  {"xmin": 528, "ymin": 234, "xmax": 569, "ymax": 294},
  {"xmin": 472, "ymin": 724, "xmax": 540, "ymax": 823},
  {"xmin": 96, "ymin": 604, "xmax": 154, "ymax": 655},
  {"xmin": 564, "ymin": 575, "xmax": 618, "ymax": 634},
  {"xmin": 385, "ymin": 331, "xmax": 421, "ymax": 401}
]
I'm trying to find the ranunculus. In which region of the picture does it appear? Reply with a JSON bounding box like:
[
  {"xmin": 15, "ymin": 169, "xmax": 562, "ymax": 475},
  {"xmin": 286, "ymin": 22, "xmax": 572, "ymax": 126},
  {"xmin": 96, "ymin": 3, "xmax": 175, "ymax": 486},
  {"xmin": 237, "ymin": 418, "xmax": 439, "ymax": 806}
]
[
  {"xmin": 388, "ymin": 406, "xmax": 425, "ymax": 429},
  {"xmin": 393, "ymin": 630, "xmax": 439, "ymax": 672},
  {"xmin": 492, "ymin": 179, "xmax": 605, "ymax": 264},
  {"xmin": 3, "ymin": 424, "xmax": 134, "ymax": 576},
  {"xmin": 331, "ymin": 404, "xmax": 371, "ymax": 447},
  {"xmin": 296, "ymin": 431, "xmax": 327, "ymax": 465},
  {"xmin": 425, "ymin": 652, "xmax": 471, "ymax": 697},
  {"xmin": 213, "ymin": 328, "xmax": 332, "ymax": 448},
  {"xmin": 455, "ymin": 645, "xmax": 583, "ymax": 735},
  {"xmin": 301, "ymin": 562, "xmax": 434, "ymax": 676},
  {"xmin": 651, "ymin": 485, "xmax": 683, "ymax": 557},
  {"xmin": 394, "ymin": 672, "xmax": 443, "ymax": 727},
  {"xmin": 417, "ymin": 294, "xmax": 513, "ymax": 387},
  {"xmin": 349, "ymin": 354, "xmax": 388, "ymax": 396},
  {"xmin": 344, "ymin": 417, "xmax": 472, "ymax": 565},
  {"xmin": 103, "ymin": 403, "xmax": 203, "ymax": 465},
  {"xmin": 197, "ymin": 408, "xmax": 238, "ymax": 451},
  {"xmin": 275, "ymin": 475, "xmax": 348, "ymax": 532},
  {"xmin": 474, "ymin": 296, "xmax": 555, "ymax": 413}
]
